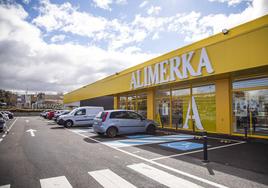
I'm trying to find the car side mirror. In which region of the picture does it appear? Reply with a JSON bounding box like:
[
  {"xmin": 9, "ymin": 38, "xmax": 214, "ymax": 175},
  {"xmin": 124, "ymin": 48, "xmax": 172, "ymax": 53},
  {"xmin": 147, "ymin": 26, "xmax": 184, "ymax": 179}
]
[{"xmin": 140, "ymin": 117, "xmax": 146, "ymax": 121}]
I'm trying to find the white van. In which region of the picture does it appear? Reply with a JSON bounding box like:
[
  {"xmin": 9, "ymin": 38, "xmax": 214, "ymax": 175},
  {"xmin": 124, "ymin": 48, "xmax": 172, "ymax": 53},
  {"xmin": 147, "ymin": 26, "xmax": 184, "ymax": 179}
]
[{"xmin": 58, "ymin": 106, "xmax": 104, "ymax": 127}]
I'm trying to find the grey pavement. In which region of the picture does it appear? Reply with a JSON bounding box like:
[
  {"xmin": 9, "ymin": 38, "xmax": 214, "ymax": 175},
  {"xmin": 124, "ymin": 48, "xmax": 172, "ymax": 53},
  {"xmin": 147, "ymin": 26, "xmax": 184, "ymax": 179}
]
[{"xmin": 0, "ymin": 116, "xmax": 267, "ymax": 188}]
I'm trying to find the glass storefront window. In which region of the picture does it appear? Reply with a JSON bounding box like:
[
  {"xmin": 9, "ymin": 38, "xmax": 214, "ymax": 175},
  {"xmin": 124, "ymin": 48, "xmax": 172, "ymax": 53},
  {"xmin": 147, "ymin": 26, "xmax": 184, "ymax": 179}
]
[
  {"xmin": 171, "ymin": 88, "xmax": 190, "ymax": 129},
  {"xmin": 137, "ymin": 93, "xmax": 147, "ymax": 118},
  {"xmin": 233, "ymin": 86, "xmax": 268, "ymax": 136},
  {"xmin": 155, "ymin": 89, "xmax": 170, "ymax": 128},
  {"xmin": 192, "ymin": 85, "xmax": 216, "ymax": 132},
  {"xmin": 127, "ymin": 95, "xmax": 136, "ymax": 111},
  {"xmin": 119, "ymin": 93, "xmax": 147, "ymax": 117},
  {"xmin": 119, "ymin": 96, "xmax": 127, "ymax": 109},
  {"xmin": 233, "ymin": 77, "xmax": 268, "ymax": 89}
]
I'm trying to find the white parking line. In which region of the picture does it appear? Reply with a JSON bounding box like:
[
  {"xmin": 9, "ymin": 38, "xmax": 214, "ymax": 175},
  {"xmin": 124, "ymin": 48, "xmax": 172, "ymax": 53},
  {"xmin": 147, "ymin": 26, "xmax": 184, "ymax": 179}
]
[
  {"xmin": 102, "ymin": 134, "xmax": 194, "ymax": 148},
  {"xmin": 208, "ymin": 136, "xmax": 243, "ymax": 143},
  {"xmin": 151, "ymin": 141, "xmax": 246, "ymax": 161},
  {"xmin": 0, "ymin": 118, "xmax": 18, "ymax": 144},
  {"xmin": 7, "ymin": 117, "xmax": 18, "ymax": 132},
  {"xmin": 0, "ymin": 184, "xmax": 10, "ymax": 188},
  {"xmin": 128, "ymin": 163, "xmax": 203, "ymax": 188},
  {"xmin": 67, "ymin": 129, "xmax": 228, "ymax": 188},
  {"xmin": 89, "ymin": 169, "xmax": 137, "ymax": 188},
  {"xmin": 40, "ymin": 176, "xmax": 72, "ymax": 188}
]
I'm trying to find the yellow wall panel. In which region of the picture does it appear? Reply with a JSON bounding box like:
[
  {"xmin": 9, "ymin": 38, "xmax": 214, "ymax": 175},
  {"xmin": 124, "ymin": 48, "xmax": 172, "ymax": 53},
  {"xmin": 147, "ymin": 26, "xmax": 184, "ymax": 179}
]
[
  {"xmin": 215, "ymin": 79, "xmax": 231, "ymax": 134},
  {"xmin": 113, "ymin": 96, "xmax": 118, "ymax": 109},
  {"xmin": 147, "ymin": 89, "xmax": 155, "ymax": 120}
]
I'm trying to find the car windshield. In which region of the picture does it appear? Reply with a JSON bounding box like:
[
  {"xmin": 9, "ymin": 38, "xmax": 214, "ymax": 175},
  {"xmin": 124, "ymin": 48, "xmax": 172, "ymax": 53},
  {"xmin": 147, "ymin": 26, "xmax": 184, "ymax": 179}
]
[{"xmin": 69, "ymin": 108, "xmax": 78, "ymax": 115}]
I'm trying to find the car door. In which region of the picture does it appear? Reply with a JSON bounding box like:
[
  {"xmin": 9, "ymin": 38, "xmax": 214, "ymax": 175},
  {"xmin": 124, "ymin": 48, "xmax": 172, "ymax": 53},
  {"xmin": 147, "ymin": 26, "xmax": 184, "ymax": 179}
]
[
  {"xmin": 109, "ymin": 111, "xmax": 129, "ymax": 134},
  {"xmin": 125, "ymin": 111, "xmax": 146, "ymax": 133},
  {"xmin": 73, "ymin": 108, "xmax": 87, "ymax": 125}
]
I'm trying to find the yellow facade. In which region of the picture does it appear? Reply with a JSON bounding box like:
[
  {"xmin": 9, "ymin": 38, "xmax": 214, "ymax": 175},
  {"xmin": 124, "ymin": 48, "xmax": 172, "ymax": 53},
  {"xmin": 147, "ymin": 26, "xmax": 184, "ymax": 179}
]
[{"xmin": 64, "ymin": 15, "xmax": 268, "ymax": 139}]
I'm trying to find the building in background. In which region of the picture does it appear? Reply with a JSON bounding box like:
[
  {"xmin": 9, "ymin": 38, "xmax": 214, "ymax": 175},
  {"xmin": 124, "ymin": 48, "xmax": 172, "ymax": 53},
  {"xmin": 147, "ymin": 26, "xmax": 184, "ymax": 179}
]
[
  {"xmin": 34, "ymin": 93, "xmax": 63, "ymax": 109},
  {"xmin": 0, "ymin": 89, "xmax": 17, "ymax": 107}
]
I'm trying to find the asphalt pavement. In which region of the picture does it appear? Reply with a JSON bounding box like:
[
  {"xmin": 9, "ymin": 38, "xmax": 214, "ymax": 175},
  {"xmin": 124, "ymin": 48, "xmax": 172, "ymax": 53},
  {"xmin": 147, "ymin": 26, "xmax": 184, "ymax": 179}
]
[{"xmin": 0, "ymin": 116, "xmax": 267, "ymax": 188}]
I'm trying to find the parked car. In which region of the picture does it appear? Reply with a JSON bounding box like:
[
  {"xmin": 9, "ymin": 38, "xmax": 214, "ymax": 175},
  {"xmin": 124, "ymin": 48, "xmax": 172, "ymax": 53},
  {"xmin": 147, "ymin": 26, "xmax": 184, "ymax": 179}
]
[
  {"xmin": 57, "ymin": 106, "xmax": 104, "ymax": 127},
  {"xmin": 40, "ymin": 110, "xmax": 50, "ymax": 118},
  {"xmin": 3, "ymin": 111, "xmax": 14, "ymax": 119},
  {"xmin": 93, "ymin": 110, "xmax": 157, "ymax": 138},
  {"xmin": 0, "ymin": 113, "xmax": 6, "ymax": 132},
  {"xmin": 53, "ymin": 110, "xmax": 70, "ymax": 121},
  {"xmin": 0, "ymin": 111, "xmax": 9, "ymax": 121},
  {"xmin": 46, "ymin": 111, "xmax": 55, "ymax": 120}
]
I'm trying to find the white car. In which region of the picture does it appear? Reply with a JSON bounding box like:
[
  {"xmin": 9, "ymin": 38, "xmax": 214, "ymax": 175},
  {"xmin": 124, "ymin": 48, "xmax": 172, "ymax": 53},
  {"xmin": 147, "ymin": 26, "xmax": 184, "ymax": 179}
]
[
  {"xmin": 58, "ymin": 106, "xmax": 104, "ymax": 127},
  {"xmin": 0, "ymin": 113, "xmax": 6, "ymax": 132},
  {"xmin": 0, "ymin": 111, "xmax": 9, "ymax": 121}
]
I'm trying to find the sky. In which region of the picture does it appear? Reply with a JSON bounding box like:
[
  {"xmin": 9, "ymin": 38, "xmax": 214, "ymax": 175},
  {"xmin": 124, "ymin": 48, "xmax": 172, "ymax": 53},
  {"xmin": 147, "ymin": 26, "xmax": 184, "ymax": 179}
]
[{"xmin": 0, "ymin": 0, "xmax": 267, "ymax": 94}]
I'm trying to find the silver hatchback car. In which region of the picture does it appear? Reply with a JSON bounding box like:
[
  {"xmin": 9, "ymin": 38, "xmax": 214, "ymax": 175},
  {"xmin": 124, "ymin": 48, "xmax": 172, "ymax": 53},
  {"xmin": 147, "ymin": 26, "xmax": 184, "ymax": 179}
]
[{"xmin": 93, "ymin": 110, "xmax": 157, "ymax": 138}]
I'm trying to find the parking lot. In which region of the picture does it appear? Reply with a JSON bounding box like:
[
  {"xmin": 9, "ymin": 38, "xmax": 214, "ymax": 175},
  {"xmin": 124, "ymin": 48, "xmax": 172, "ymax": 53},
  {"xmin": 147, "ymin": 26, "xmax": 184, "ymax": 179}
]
[{"xmin": 0, "ymin": 116, "xmax": 267, "ymax": 188}]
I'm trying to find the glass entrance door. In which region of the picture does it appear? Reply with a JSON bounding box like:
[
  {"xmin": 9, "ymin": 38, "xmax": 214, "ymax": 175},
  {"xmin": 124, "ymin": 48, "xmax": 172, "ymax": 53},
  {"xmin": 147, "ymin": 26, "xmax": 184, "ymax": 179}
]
[{"xmin": 171, "ymin": 88, "xmax": 190, "ymax": 129}]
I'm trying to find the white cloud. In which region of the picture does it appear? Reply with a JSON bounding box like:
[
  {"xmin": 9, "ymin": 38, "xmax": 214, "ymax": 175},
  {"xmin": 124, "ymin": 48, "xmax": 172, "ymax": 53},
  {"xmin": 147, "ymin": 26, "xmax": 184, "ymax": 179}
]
[
  {"xmin": 1, "ymin": 0, "xmax": 268, "ymax": 93},
  {"xmin": 147, "ymin": 6, "xmax": 161, "ymax": 15},
  {"xmin": 33, "ymin": 1, "xmax": 165, "ymax": 50},
  {"xmin": 92, "ymin": 0, "xmax": 112, "ymax": 11},
  {"xmin": 152, "ymin": 32, "xmax": 159, "ymax": 40},
  {"xmin": 50, "ymin": 34, "xmax": 66, "ymax": 42},
  {"xmin": 23, "ymin": 0, "xmax": 31, "ymax": 4},
  {"xmin": 0, "ymin": 3, "xmax": 157, "ymax": 93},
  {"xmin": 115, "ymin": 0, "xmax": 127, "ymax": 5},
  {"xmin": 92, "ymin": 0, "xmax": 126, "ymax": 11},
  {"xmin": 139, "ymin": 1, "xmax": 148, "ymax": 8},
  {"xmin": 167, "ymin": 0, "xmax": 268, "ymax": 42},
  {"xmin": 208, "ymin": 0, "xmax": 249, "ymax": 6}
]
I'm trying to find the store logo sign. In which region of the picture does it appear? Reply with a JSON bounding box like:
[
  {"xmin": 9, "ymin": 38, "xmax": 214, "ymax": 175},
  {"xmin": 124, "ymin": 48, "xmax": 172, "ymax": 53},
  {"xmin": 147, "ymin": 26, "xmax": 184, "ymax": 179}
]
[
  {"xmin": 183, "ymin": 96, "xmax": 204, "ymax": 130},
  {"xmin": 130, "ymin": 47, "xmax": 214, "ymax": 89}
]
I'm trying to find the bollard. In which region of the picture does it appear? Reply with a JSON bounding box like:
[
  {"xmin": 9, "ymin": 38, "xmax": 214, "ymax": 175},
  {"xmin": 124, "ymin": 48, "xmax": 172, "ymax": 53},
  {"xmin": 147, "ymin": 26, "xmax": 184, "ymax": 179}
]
[
  {"xmin": 203, "ymin": 131, "xmax": 209, "ymax": 163},
  {"xmin": 244, "ymin": 124, "xmax": 248, "ymax": 142}
]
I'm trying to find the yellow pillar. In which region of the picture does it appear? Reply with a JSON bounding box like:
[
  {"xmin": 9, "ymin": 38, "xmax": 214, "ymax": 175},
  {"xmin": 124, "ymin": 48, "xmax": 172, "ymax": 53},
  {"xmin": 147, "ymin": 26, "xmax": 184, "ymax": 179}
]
[
  {"xmin": 215, "ymin": 79, "xmax": 231, "ymax": 135},
  {"xmin": 113, "ymin": 95, "xmax": 119, "ymax": 109},
  {"xmin": 147, "ymin": 89, "xmax": 155, "ymax": 120}
]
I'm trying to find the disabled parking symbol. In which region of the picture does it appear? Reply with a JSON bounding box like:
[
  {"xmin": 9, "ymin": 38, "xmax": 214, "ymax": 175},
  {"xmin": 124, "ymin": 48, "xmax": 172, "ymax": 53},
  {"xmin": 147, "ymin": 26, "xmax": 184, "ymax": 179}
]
[{"xmin": 159, "ymin": 141, "xmax": 204, "ymax": 151}]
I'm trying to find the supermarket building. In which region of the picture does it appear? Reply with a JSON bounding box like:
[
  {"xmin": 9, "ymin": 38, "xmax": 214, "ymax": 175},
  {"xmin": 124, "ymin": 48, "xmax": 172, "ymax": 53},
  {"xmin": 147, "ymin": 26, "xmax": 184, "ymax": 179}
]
[{"xmin": 64, "ymin": 15, "xmax": 268, "ymax": 139}]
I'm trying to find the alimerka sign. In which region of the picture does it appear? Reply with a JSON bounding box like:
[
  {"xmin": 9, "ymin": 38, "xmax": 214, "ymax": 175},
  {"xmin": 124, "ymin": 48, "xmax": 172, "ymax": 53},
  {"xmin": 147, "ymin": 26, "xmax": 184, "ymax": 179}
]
[{"xmin": 130, "ymin": 47, "xmax": 214, "ymax": 89}]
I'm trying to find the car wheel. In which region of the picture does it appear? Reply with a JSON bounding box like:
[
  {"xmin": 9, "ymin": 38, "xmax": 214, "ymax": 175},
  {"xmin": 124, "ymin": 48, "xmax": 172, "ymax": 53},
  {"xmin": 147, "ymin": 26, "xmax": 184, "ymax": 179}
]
[
  {"xmin": 146, "ymin": 124, "xmax": 156, "ymax": 134},
  {"xmin": 106, "ymin": 127, "xmax": 117, "ymax": 138},
  {"xmin": 65, "ymin": 120, "xmax": 73, "ymax": 128}
]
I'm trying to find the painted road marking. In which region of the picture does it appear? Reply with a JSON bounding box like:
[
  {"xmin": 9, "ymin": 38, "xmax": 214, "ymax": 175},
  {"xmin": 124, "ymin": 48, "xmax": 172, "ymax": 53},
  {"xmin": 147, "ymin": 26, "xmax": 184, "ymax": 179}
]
[
  {"xmin": 7, "ymin": 117, "xmax": 18, "ymax": 132},
  {"xmin": 0, "ymin": 118, "xmax": 18, "ymax": 144},
  {"xmin": 40, "ymin": 176, "xmax": 72, "ymax": 188},
  {"xmin": 103, "ymin": 134, "xmax": 194, "ymax": 148},
  {"xmin": 160, "ymin": 141, "xmax": 204, "ymax": 151},
  {"xmin": 26, "ymin": 129, "xmax": 36, "ymax": 137},
  {"xmin": 152, "ymin": 141, "xmax": 245, "ymax": 161},
  {"xmin": 126, "ymin": 134, "xmax": 153, "ymax": 139},
  {"xmin": 67, "ymin": 129, "xmax": 228, "ymax": 188},
  {"xmin": 128, "ymin": 163, "xmax": 203, "ymax": 188},
  {"xmin": 71, "ymin": 128, "xmax": 93, "ymax": 134},
  {"xmin": 89, "ymin": 169, "xmax": 137, "ymax": 188},
  {"xmin": 0, "ymin": 185, "xmax": 10, "ymax": 188}
]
